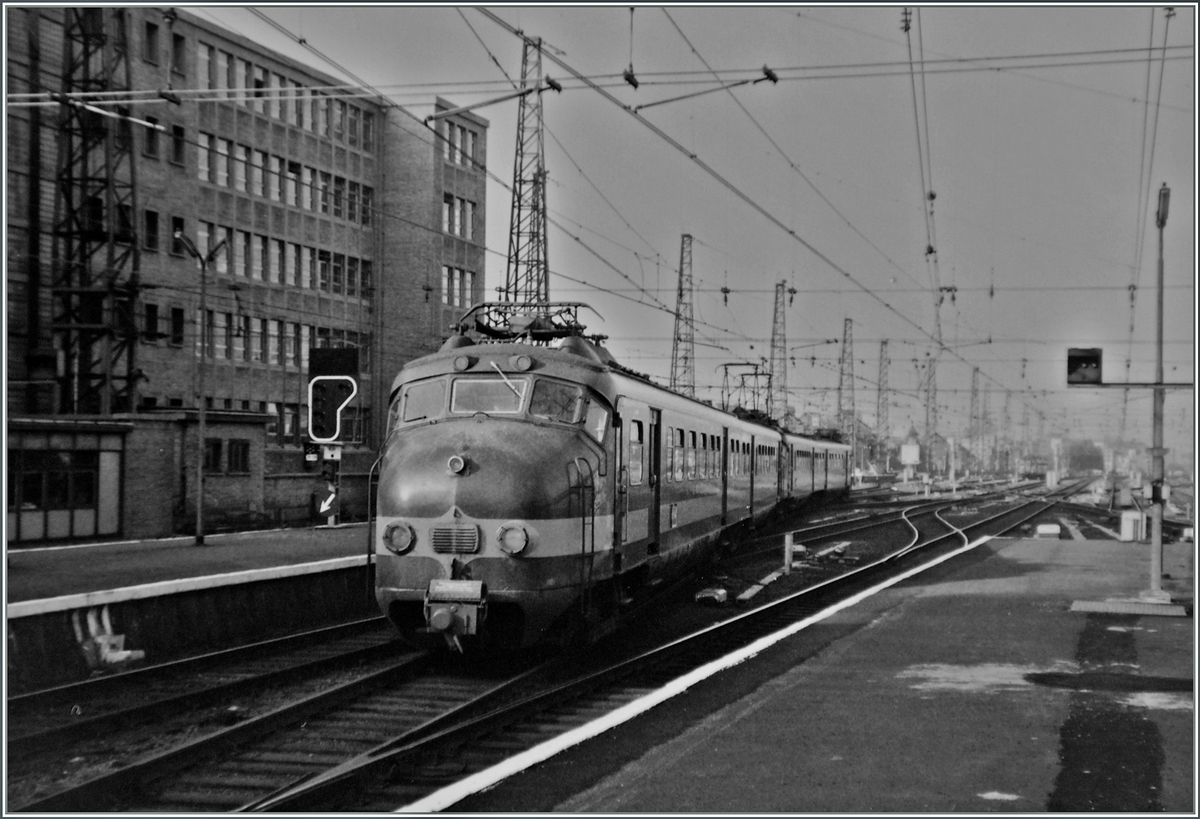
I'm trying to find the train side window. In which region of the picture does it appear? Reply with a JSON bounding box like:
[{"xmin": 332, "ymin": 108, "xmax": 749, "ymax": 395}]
[
  {"xmin": 628, "ymin": 420, "xmax": 644, "ymax": 485},
  {"xmin": 530, "ymin": 379, "xmax": 584, "ymax": 423},
  {"xmin": 401, "ymin": 380, "xmax": 445, "ymax": 423},
  {"xmin": 673, "ymin": 428, "xmax": 685, "ymax": 482},
  {"xmin": 687, "ymin": 431, "xmax": 697, "ymax": 480},
  {"xmin": 584, "ymin": 401, "xmax": 609, "ymax": 443}
]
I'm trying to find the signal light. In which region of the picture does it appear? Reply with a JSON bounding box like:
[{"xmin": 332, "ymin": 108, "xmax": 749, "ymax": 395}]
[
  {"xmin": 1067, "ymin": 348, "xmax": 1102, "ymax": 386},
  {"xmin": 308, "ymin": 375, "xmax": 358, "ymax": 442}
]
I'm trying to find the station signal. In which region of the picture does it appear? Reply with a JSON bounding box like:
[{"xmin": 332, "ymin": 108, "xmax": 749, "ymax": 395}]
[
  {"xmin": 308, "ymin": 377, "xmax": 357, "ymax": 443},
  {"xmin": 1067, "ymin": 348, "xmax": 1102, "ymax": 386},
  {"xmin": 308, "ymin": 347, "xmax": 360, "ymax": 443}
]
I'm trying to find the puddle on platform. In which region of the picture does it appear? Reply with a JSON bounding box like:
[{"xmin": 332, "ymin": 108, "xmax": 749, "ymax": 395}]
[
  {"xmin": 1120, "ymin": 692, "xmax": 1194, "ymax": 711},
  {"xmin": 978, "ymin": 791, "xmax": 1022, "ymax": 801},
  {"xmin": 897, "ymin": 661, "xmax": 1075, "ymax": 693}
]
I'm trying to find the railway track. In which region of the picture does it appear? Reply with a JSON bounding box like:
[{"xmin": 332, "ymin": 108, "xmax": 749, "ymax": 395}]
[
  {"xmin": 229, "ymin": 485, "xmax": 1089, "ymax": 812},
  {"xmin": 8, "ymin": 617, "xmax": 398, "ymax": 760},
  {"xmin": 12, "ymin": 482, "xmax": 1089, "ymax": 813}
]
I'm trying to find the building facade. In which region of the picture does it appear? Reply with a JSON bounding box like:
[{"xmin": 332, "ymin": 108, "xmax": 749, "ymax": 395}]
[{"xmin": 6, "ymin": 7, "xmax": 489, "ymax": 542}]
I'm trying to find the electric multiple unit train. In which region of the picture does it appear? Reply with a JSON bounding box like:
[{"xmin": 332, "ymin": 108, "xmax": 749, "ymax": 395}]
[{"xmin": 374, "ymin": 304, "xmax": 850, "ymax": 652}]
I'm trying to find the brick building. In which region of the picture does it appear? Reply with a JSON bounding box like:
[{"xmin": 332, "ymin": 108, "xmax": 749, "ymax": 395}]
[{"xmin": 6, "ymin": 7, "xmax": 488, "ymax": 543}]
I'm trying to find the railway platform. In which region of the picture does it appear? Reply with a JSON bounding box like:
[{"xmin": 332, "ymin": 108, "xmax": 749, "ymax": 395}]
[
  {"xmin": 457, "ymin": 536, "xmax": 1195, "ymax": 813},
  {"xmin": 6, "ymin": 525, "xmax": 375, "ymax": 692}
]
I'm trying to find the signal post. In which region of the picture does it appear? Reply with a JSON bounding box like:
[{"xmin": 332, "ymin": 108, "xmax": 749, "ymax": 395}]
[
  {"xmin": 1066, "ymin": 184, "xmax": 1191, "ymax": 604},
  {"xmin": 308, "ymin": 348, "xmax": 359, "ymax": 527}
]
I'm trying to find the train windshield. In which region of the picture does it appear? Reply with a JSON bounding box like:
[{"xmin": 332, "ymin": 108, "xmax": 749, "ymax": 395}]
[
  {"xmin": 451, "ymin": 377, "xmax": 528, "ymax": 414},
  {"xmin": 529, "ymin": 380, "xmax": 584, "ymax": 423},
  {"xmin": 400, "ymin": 380, "xmax": 445, "ymax": 423}
]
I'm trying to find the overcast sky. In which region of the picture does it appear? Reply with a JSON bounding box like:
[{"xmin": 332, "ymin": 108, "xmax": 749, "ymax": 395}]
[{"xmin": 198, "ymin": 5, "xmax": 1196, "ymax": 464}]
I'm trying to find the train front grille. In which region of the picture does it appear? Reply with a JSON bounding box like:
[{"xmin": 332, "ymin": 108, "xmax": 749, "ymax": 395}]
[{"xmin": 431, "ymin": 523, "xmax": 481, "ymax": 554}]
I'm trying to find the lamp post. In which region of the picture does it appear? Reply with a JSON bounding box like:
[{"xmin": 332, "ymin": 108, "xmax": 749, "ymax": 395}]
[
  {"xmin": 174, "ymin": 230, "xmax": 226, "ymax": 546},
  {"xmin": 1144, "ymin": 183, "xmax": 1170, "ymax": 601}
]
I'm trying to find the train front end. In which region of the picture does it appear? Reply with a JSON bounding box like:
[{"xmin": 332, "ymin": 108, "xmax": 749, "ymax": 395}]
[{"xmin": 375, "ymin": 334, "xmax": 614, "ymax": 653}]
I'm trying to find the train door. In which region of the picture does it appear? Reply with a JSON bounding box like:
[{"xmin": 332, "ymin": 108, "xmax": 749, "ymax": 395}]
[
  {"xmin": 720, "ymin": 427, "xmax": 729, "ymax": 524},
  {"xmin": 648, "ymin": 408, "xmax": 662, "ymax": 553},
  {"xmin": 616, "ymin": 398, "xmax": 658, "ymax": 565},
  {"xmin": 748, "ymin": 435, "xmax": 756, "ymax": 512}
]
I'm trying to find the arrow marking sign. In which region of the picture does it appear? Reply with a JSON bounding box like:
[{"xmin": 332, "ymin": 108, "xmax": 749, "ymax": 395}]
[{"xmin": 320, "ymin": 491, "xmax": 337, "ymax": 514}]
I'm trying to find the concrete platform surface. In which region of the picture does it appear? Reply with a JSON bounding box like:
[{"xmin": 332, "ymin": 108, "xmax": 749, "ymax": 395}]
[
  {"xmin": 462, "ymin": 538, "xmax": 1195, "ymax": 813},
  {"xmin": 5, "ymin": 525, "xmax": 369, "ymax": 603}
]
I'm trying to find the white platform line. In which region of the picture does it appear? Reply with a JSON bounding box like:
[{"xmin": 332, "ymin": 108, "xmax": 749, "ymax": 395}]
[
  {"xmin": 396, "ymin": 535, "xmax": 996, "ymax": 813},
  {"xmin": 7, "ymin": 555, "xmax": 372, "ymax": 619}
]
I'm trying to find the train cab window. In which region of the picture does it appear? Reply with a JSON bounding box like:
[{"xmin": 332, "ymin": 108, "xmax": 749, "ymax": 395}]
[
  {"xmin": 628, "ymin": 420, "xmax": 644, "ymax": 485},
  {"xmin": 530, "ymin": 380, "xmax": 584, "ymax": 423},
  {"xmin": 451, "ymin": 377, "xmax": 527, "ymax": 414},
  {"xmin": 400, "ymin": 380, "xmax": 445, "ymax": 423},
  {"xmin": 584, "ymin": 401, "xmax": 609, "ymax": 443}
]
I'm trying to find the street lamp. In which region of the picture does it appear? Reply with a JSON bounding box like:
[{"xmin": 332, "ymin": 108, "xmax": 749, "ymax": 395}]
[{"xmin": 174, "ymin": 229, "xmax": 226, "ymax": 546}]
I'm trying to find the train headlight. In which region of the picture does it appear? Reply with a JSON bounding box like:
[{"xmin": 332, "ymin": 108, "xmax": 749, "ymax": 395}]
[
  {"xmin": 383, "ymin": 521, "xmax": 416, "ymax": 554},
  {"xmin": 497, "ymin": 523, "xmax": 529, "ymax": 556}
]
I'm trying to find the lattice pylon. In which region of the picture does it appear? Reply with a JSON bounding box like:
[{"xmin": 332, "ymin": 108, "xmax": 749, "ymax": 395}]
[
  {"xmin": 876, "ymin": 340, "xmax": 889, "ymax": 459},
  {"xmin": 669, "ymin": 234, "xmax": 695, "ymax": 397},
  {"xmin": 51, "ymin": 8, "xmax": 141, "ymax": 414},
  {"xmin": 837, "ymin": 318, "xmax": 855, "ymax": 455},
  {"xmin": 768, "ymin": 281, "xmax": 787, "ymax": 423},
  {"xmin": 503, "ymin": 36, "xmax": 550, "ymax": 307}
]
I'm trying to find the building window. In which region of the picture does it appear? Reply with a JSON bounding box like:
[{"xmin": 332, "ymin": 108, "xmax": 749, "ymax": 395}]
[
  {"xmin": 144, "ymin": 116, "xmax": 159, "ymax": 157},
  {"xmin": 348, "ymin": 105, "xmax": 360, "ymax": 147},
  {"xmin": 347, "ymin": 257, "xmax": 359, "ymax": 298},
  {"xmin": 362, "ymin": 111, "xmax": 374, "ymax": 151},
  {"xmin": 216, "ymin": 139, "xmax": 231, "ymax": 187},
  {"xmin": 198, "ymin": 42, "xmax": 214, "ymax": 89},
  {"xmin": 333, "ymin": 99, "xmax": 346, "ymax": 141},
  {"xmin": 318, "ymin": 172, "xmax": 331, "ymax": 213},
  {"xmin": 143, "ymin": 210, "xmax": 159, "ymax": 251},
  {"xmin": 227, "ymin": 439, "xmax": 250, "ymax": 473},
  {"xmin": 203, "ymin": 438, "xmax": 222, "ymax": 472},
  {"xmin": 286, "ymin": 161, "xmax": 301, "ymax": 207},
  {"xmin": 332, "ymin": 176, "xmax": 345, "ymax": 218},
  {"xmin": 171, "ymin": 125, "xmax": 186, "ymax": 165},
  {"xmin": 234, "ymin": 144, "xmax": 248, "ymax": 191},
  {"xmin": 332, "ymin": 254, "xmax": 344, "ymax": 295},
  {"xmin": 144, "ymin": 303, "xmax": 159, "ymax": 343},
  {"xmin": 347, "ymin": 181, "xmax": 359, "ymax": 222},
  {"xmin": 442, "ymin": 265, "xmax": 451, "ymax": 305},
  {"xmin": 360, "ymin": 260, "xmax": 372, "ymax": 297},
  {"xmin": 169, "ymin": 307, "xmax": 185, "ymax": 345},
  {"xmin": 197, "ymin": 132, "xmax": 212, "ymax": 181},
  {"xmin": 273, "ymin": 72, "xmax": 287, "ymax": 121},
  {"xmin": 171, "ymin": 32, "xmax": 186, "ymax": 75},
  {"xmin": 442, "ymin": 194, "xmax": 453, "ymax": 233},
  {"xmin": 170, "ymin": 216, "xmax": 185, "ymax": 255},
  {"xmin": 361, "ymin": 186, "xmax": 373, "ymax": 227},
  {"xmin": 318, "ymin": 251, "xmax": 331, "ymax": 291},
  {"xmin": 143, "ymin": 21, "xmax": 159, "ymax": 64},
  {"xmin": 253, "ymin": 150, "xmax": 267, "ymax": 196}
]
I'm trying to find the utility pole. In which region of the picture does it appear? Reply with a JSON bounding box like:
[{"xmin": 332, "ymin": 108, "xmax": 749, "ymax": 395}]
[
  {"xmin": 1144, "ymin": 183, "xmax": 1171, "ymax": 602},
  {"xmin": 670, "ymin": 234, "xmax": 695, "ymax": 397},
  {"xmin": 768, "ymin": 281, "xmax": 787, "ymax": 423}
]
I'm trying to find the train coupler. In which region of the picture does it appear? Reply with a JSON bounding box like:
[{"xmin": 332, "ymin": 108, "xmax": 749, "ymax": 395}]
[{"xmin": 423, "ymin": 579, "xmax": 487, "ymax": 652}]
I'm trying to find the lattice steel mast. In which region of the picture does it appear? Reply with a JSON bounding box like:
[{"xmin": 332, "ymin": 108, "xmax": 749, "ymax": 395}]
[
  {"xmin": 837, "ymin": 318, "xmax": 855, "ymax": 459},
  {"xmin": 768, "ymin": 280, "xmax": 788, "ymax": 423},
  {"xmin": 51, "ymin": 7, "xmax": 141, "ymax": 414},
  {"xmin": 669, "ymin": 234, "xmax": 695, "ymax": 397},
  {"xmin": 503, "ymin": 35, "xmax": 550, "ymax": 307},
  {"xmin": 876, "ymin": 340, "xmax": 889, "ymax": 463}
]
